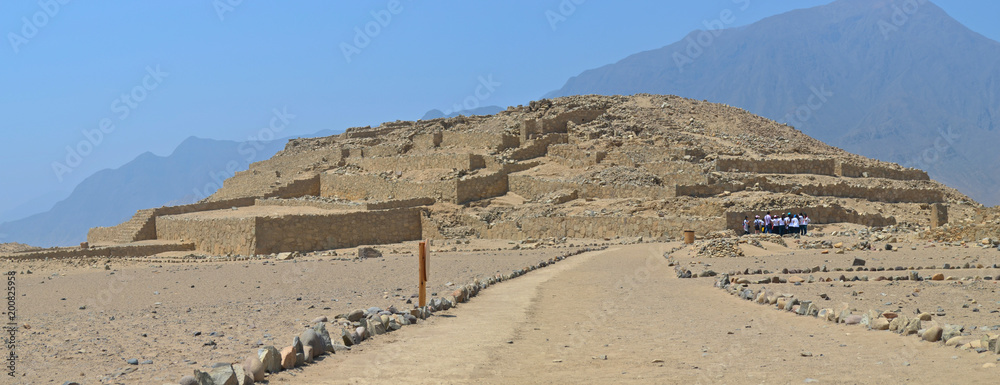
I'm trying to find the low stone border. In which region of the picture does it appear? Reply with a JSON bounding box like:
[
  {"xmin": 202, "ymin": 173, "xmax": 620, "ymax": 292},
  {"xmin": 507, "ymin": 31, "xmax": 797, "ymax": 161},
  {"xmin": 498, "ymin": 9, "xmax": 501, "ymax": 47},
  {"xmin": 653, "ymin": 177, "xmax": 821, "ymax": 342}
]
[
  {"xmin": 159, "ymin": 247, "xmax": 604, "ymax": 385},
  {"xmin": 714, "ymin": 273, "xmax": 1000, "ymax": 357},
  {"xmin": 670, "ymin": 257, "xmax": 1000, "ymax": 281}
]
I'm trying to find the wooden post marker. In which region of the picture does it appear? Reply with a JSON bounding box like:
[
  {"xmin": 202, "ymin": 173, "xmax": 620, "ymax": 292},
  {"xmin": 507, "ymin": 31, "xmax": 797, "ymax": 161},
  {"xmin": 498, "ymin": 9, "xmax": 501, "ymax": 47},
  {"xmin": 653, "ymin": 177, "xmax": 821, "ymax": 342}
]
[{"xmin": 419, "ymin": 240, "xmax": 428, "ymax": 307}]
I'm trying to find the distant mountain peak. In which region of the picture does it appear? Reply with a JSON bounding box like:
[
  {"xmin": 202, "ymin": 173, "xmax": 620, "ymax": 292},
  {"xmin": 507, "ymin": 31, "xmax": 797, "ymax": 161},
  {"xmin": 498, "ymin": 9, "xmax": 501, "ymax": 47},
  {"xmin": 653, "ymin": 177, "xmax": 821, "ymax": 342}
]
[{"xmin": 545, "ymin": 0, "xmax": 1000, "ymax": 205}]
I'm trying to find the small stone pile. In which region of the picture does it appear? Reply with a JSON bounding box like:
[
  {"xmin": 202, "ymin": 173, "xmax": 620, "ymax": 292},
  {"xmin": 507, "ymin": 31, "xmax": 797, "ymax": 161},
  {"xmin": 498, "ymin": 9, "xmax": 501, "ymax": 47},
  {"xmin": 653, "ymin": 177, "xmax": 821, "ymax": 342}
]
[
  {"xmin": 168, "ymin": 247, "xmax": 602, "ymax": 385},
  {"xmin": 715, "ymin": 274, "xmax": 1000, "ymax": 356},
  {"xmin": 696, "ymin": 239, "xmax": 745, "ymax": 258}
]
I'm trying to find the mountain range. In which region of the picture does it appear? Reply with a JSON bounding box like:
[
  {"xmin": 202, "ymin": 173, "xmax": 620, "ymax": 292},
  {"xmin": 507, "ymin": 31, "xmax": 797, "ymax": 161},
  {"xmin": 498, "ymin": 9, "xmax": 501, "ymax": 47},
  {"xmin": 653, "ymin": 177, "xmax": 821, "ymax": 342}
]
[{"xmin": 0, "ymin": 136, "xmax": 289, "ymax": 247}]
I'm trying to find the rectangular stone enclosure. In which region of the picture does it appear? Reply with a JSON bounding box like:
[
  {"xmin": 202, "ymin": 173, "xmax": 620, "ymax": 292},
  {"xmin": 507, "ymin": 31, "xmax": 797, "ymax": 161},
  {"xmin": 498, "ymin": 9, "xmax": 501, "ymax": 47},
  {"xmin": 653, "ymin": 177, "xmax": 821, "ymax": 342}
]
[{"xmin": 156, "ymin": 207, "xmax": 422, "ymax": 255}]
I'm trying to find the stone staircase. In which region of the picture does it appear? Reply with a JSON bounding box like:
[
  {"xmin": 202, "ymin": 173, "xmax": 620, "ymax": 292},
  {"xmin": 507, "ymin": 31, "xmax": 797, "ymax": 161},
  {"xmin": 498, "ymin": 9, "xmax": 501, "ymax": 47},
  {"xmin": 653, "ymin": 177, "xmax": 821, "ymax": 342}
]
[{"xmin": 88, "ymin": 209, "xmax": 158, "ymax": 245}]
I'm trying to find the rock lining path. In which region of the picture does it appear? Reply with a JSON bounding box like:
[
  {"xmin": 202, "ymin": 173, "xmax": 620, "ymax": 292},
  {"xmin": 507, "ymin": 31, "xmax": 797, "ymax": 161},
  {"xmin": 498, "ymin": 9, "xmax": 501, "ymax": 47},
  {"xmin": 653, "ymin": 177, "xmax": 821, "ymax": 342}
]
[{"xmin": 278, "ymin": 243, "xmax": 997, "ymax": 384}]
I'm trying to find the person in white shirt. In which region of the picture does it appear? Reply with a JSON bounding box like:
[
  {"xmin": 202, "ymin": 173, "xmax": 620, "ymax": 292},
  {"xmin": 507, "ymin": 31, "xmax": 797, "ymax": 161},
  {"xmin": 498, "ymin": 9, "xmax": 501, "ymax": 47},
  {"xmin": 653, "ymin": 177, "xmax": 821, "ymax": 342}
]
[
  {"xmin": 801, "ymin": 214, "xmax": 811, "ymax": 235},
  {"xmin": 774, "ymin": 216, "xmax": 784, "ymax": 236},
  {"xmin": 789, "ymin": 215, "xmax": 800, "ymax": 236},
  {"xmin": 763, "ymin": 213, "xmax": 772, "ymax": 234},
  {"xmin": 743, "ymin": 216, "xmax": 750, "ymax": 235}
]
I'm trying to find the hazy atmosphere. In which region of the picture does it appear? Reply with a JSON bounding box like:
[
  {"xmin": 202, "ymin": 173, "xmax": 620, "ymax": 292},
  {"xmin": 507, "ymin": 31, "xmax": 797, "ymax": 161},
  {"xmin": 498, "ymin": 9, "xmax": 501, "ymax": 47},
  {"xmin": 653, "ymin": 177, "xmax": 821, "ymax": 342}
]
[
  {"xmin": 6, "ymin": 2, "xmax": 1000, "ymax": 384},
  {"xmin": 4, "ymin": 0, "xmax": 1000, "ymax": 240}
]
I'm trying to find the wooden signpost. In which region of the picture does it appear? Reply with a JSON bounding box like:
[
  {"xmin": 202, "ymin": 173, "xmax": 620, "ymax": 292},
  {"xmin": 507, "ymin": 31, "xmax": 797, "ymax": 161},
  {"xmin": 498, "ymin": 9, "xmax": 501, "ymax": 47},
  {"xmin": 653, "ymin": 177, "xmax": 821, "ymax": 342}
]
[{"xmin": 419, "ymin": 240, "xmax": 428, "ymax": 307}]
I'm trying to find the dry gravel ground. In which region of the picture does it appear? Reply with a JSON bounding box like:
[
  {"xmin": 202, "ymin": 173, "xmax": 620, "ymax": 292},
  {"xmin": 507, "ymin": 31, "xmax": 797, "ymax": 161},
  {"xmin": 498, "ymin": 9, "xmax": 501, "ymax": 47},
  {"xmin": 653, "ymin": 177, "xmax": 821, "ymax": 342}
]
[
  {"xmin": 277, "ymin": 243, "xmax": 998, "ymax": 384},
  {"xmin": 3, "ymin": 239, "xmax": 591, "ymax": 384},
  {"xmin": 6, "ymin": 232, "xmax": 1000, "ymax": 384}
]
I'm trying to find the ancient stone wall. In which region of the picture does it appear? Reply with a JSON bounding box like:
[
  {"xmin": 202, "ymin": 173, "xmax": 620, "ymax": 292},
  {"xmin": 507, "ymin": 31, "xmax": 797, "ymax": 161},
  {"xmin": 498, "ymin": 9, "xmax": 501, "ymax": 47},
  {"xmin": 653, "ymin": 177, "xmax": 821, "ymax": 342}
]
[
  {"xmin": 724, "ymin": 205, "xmax": 896, "ymax": 232},
  {"xmin": 320, "ymin": 173, "xmax": 456, "ymax": 202},
  {"xmin": 931, "ymin": 204, "xmax": 948, "ymax": 228},
  {"xmin": 715, "ymin": 156, "xmax": 928, "ymax": 181},
  {"xmin": 342, "ymin": 123, "xmax": 410, "ymax": 139},
  {"xmin": 254, "ymin": 208, "xmax": 422, "ymax": 254},
  {"xmin": 255, "ymin": 198, "xmax": 363, "ymax": 211},
  {"xmin": 428, "ymin": 214, "xmax": 722, "ymax": 240},
  {"xmin": 364, "ymin": 143, "xmax": 412, "ymax": 157},
  {"xmin": 209, "ymin": 147, "xmax": 345, "ymax": 201},
  {"xmin": 2, "ymin": 241, "xmax": 195, "ymax": 260},
  {"xmin": 412, "ymin": 132, "xmax": 442, "ymax": 150},
  {"xmin": 456, "ymin": 171, "xmax": 509, "ymax": 204},
  {"xmin": 508, "ymin": 174, "xmax": 676, "ymax": 201},
  {"xmin": 88, "ymin": 197, "xmax": 259, "ymax": 245},
  {"xmin": 716, "ymin": 157, "xmax": 837, "ymax": 176},
  {"xmin": 641, "ymin": 161, "xmax": 708, "ymax": 185},
  {"xmin": 521, "ymin": 108, "xmax": 606, "ymax": 141},
  {"xmin": 440, "ymin": 132, "xmax": 519, "ymax": 151},
  {"xmin": 266, "ymin": 175, "xmax": 321, "ymax": 199},
  {"xmin": 548, "ymin": 144, "xmax": 606, "ymax": 167},
  {"xmin": 349, "ymin": 153, "xmax": 485, "ymax": 172},
  {"xmin": 839, "ymin": 163, "xmax": 929, "ymax": 181},
  {"xmin": 366, "ymin": 197, "xmax": 436, "ymax": 210},
  {"xmin": 256, "ymin": 197, "xmax": 434, "ymax": 211},
  {"xmin": 601, "ymin": 146, "xmax": 704, "ymax": 167},
  {"xmin": 507, "ymin": 134, "xmax": 567, "ymax": 161},
  {"xmin": 676, "ymin": 179, "xmax": 945, "ymax": 204},
  {"xmin": 323, "ymin": 168, "xmax": 511, "ymax": 205},
  {"xmin": 156, "ymin": 216, "xmax": 258, "ymax": 255}
]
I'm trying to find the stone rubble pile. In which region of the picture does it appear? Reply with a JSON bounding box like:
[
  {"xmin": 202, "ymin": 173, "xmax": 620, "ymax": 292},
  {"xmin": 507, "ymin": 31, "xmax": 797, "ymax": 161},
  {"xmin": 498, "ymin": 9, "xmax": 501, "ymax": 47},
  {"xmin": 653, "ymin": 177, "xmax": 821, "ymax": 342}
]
[{"xmin": 696, "ymin": 239, "xmax": 745, "ymax": 258}]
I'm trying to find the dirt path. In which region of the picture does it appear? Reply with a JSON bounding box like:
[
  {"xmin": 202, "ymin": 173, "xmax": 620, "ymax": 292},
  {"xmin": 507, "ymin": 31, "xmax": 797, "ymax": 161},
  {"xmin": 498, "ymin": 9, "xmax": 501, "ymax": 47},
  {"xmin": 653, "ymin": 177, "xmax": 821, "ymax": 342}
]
[{"xmin": 281, "ymin": 243, "xmax": 998, "ymax": 384}]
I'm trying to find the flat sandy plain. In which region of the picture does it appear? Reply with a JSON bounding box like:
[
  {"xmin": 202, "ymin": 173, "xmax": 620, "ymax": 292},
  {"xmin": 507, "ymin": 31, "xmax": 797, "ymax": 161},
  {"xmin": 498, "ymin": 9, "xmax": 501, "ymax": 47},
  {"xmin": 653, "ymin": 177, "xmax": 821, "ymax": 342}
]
[{"xmin": 5, "ymin": 226, "xmax": 1000, "ymax": 384}]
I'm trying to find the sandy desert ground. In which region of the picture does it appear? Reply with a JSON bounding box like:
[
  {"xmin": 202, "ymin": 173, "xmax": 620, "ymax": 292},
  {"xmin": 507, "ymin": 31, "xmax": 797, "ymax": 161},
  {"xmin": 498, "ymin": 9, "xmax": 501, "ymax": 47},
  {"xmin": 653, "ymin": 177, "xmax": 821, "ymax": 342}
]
[
  {"xmin": 2, "ymin": 239, "xmax": 594, "ymax": 384},
  {"xmin": 4, "ymin": 226, "xmax": 1000, "ymax": 384}
]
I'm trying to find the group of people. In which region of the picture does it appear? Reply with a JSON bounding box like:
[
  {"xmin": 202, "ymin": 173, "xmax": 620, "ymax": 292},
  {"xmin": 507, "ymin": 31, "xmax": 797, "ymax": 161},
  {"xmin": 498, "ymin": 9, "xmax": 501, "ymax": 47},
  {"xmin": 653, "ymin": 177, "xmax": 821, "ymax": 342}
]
[{"xmin": 743, "ymin": 212, "xmax": 810, "ymax": 236}]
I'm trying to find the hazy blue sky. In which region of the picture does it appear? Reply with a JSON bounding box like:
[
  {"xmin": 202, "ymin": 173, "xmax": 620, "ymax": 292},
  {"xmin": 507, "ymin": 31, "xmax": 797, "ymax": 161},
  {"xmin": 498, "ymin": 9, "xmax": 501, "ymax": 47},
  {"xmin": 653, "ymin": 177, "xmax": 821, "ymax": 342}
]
[{"xmin": 1, "ymin": 0, "xmax": 998, "ymax": 222}]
